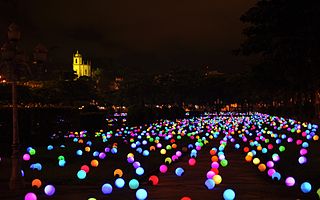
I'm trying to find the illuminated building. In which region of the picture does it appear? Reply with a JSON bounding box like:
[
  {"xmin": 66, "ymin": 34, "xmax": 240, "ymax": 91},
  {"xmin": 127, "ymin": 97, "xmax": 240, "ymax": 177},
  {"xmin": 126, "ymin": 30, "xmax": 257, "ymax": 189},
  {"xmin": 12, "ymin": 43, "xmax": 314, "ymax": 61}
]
[{"xmin": 73, "ymin": 50, "xmax": 91, "ymax": 78}]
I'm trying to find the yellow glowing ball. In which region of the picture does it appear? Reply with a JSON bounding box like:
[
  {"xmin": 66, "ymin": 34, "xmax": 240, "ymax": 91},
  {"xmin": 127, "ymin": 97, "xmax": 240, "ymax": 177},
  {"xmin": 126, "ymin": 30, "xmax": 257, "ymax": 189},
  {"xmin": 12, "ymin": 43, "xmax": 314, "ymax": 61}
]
[
  {"xmin": 257, "ymin": 146, "xmax": 262, "ymax": 151},
  {"xmin": 253, "ymin": 158, "xmax": 260, "ymax": 165},
  {"xmin": 209, "ymin": 135, "xmax": 213, "ymax": 140},
  {"xmin": 160, "ymin": 149, "xmax": 167, "ymax": 155},
  {"xmin": 127, "ymin": 153, "xmax": 134, "ymax": 158},
  {"xmin": 91, "ymin": 159, "xmax": 99, "ymax": 167},
  {"xmin": 245, "ymin": 155, "xmax": 252, "ymax": 162},
  {"xmin": 31, "ymin": 179, "xmax": 42, "ymax": 188},
  {"xmin": 258, "ymin": 164, "xmax": 266, "ymax": 172},
  {"xmin": 85, "ymin": 146, "xmax": 91, "ymax": 152},
  {"xmin": 247, "ymin": 152, "xmax": 253, "ymax": 157},
  {"xmin": 213, "ymin": 175, "xmax": 222, "ymax": 185}
]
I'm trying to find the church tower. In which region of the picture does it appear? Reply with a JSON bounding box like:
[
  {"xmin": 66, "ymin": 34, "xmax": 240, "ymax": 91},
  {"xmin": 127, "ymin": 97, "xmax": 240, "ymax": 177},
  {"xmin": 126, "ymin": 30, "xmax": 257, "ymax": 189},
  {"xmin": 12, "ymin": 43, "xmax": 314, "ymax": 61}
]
[{"xmin": 73, "ymin": 50, "xmax": 91, "ymax": 78}]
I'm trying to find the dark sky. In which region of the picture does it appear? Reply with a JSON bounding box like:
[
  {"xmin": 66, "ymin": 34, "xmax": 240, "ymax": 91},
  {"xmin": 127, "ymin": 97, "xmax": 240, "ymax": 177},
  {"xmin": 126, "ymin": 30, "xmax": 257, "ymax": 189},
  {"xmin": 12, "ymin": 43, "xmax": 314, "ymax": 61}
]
[{"xmin": 0, "ymin": 0, "xmax": 256, "ymax": 73}]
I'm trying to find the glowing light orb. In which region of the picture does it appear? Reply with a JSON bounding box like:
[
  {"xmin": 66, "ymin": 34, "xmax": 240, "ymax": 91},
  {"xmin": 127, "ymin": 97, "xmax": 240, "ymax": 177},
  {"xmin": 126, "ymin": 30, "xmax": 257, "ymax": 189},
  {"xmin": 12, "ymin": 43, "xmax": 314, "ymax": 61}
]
[
  {"xmin": 127, "ymin": 156, "xmax": 135, "ymax": 163},
  {"xmin": 207, "ymin": 171, "xmax": 215, "ymax": 179},
  {"xmin": 136, "ymin": 188, "xmax": 148, "ymax": 200},
  {"xmin": 129, "ymin": 179, "xmax": 139, "ymax": 190},
  {"xmin": 213, "ymin": 175, "xmax": 222, "ymax": 184},
  {"xmin": 93, "ymin": 151, "xmax": 99, "ymax": 157},
  {"xmin": 272, "ymin": 153, "xmax": 280, "ymax": 162},
  {"xmin": 81, "ymin": 165, "xmax": 90, "ymax": 173},
  {"xmin": 31, "ymin": 179, "xmax": 42, "ymax": 188},
  {"xmin": 47, "ymin": 145, "xmax": 53, "ymax": 150},
  {"xmin": 58, "ymin": 156, "xmax": 64, "ymax": 161},
  {"xmin": 181, "ymin": 197, "xmax": 191, "ymax": 200},
  {"xmin": 142, "ymin": 150, "xmax": 149, "ymax": 156},
  {"xmin": 205, "ymin": 179, "xmax": 215, "ymax": 190},
  {"xmin": 133, "ymin": 161, "xmax": 141, "ymax": 169},
  {"xmin": 23, "ymin": 154, "xmax": 30, "ymax": 161},
  {"xmin": 211, "ymin": 162, "xmax": 219, "ymax": 169},
  {"xmin": 300, "ymin": 182, "xmax": 312, "ymax": 193},
  {"xmin": 29, "ymin": 149, "xmax": 36, "ymax": 156},
  {"xmin": 159, "ymin": 165, "xmax": 168, "ymax": 173},
  {"xmin": 175, "ymin": 167, "xmax": 184, "ymax": 176},
  {"xmin": 58, "ymin": 160, "xmax": 66, "ymax": 167},
  {"xmin": 253, "ymin": 158, "xmax": 260, "ymax": 165},
  {"xmin": 160, "ymin": 149, "xmax": 167, "ymax": 155},
  {"xmin": 298, "ymin": 156, "xmax": 307, "ymax": 164},
  {"xmin": 149, "ymin": 175, "xmax": 159, "ymax": 185},
  {"xmin": 223, "ymin": 189, "xmax": 235, "ymax": 200},
  {"xmin": 300, "ymin": 149, "xmax": 308, "ymax": 156},
  {"xmin": 77, "ymin": 170, "xmax": 86, "ymax": 179},
  {"xmin": 91, "ymin": 159, "xmax": 99, "ymax": 167},
  {"xmin": 272, "ymin": 172, "xmax": 281, "ymax": 181},
  {"xmin": 44, "ymin": 185, "xmax": 55, "ymax": 196},
  {"xmin": 136, "ymin": 167, "xmax": 144, "ymax": 176},
  {"xmin": 266, "ymin": 161, "xmax": 274, "ymax": 168},
  {"xmin": 76, "ymin": 150, "xmax": 83, "ymax": 156},
  {"xmin": 114, "ymin": 169, "xmax": 123, "ymax": 177},
  {"xmin": 258, "ymin": 164, "xmax": 266, "ymax": 172},
  {"xmin": 220, "ymin": 159, "xmax": 228, "ymax": 167},
  {"xmin": 25, "ymin": 192, "xmax": 37, "ymax": 200},
  {"xmin": 188, "ymin": 158, "xmax": 196, "ymax": 166},
  {"xmin": 285, "ymin": 177, "xmax": 295, "ymax": 187},
  {"xmin": 317, "ymin": 188, "xmax": 320, "ymax": 198},
  {"xmin": 101, "ymin": 183, "xmax": 113, "ymax": 194},
  {"xmin": 115, "ymin": 178, "xmax": 125, "ymax": 188}
]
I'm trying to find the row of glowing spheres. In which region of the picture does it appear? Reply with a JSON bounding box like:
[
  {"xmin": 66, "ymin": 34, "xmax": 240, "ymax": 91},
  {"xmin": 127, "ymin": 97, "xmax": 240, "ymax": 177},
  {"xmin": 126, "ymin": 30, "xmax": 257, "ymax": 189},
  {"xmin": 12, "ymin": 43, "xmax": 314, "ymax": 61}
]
[{"xmin": 23, "ymin": 112, "xmax": 319, "ymax": 200}]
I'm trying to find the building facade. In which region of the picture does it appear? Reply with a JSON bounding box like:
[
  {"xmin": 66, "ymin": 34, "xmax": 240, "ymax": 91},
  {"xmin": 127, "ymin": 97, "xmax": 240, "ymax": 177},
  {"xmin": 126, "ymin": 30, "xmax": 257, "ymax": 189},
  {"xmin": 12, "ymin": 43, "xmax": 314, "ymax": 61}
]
[{"xmin": 73, "ymin": 50, "xmax": 91, "ymax": 78}]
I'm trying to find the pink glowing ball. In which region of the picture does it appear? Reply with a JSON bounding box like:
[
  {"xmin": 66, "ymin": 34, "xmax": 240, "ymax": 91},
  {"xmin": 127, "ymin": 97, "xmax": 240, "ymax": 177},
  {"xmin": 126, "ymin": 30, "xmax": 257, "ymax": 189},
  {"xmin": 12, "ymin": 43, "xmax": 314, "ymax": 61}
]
[
  {"xmin": 25, "ymin": 192, "xmax": 37, "ymax": 200},
  {"xmin": 211, "ymin": 162, "xmax": 219, "ymax": 169},
  {"xmin": 267, "ymin": 169, "xmax": 276, "ymax": 177},
  {"xmin": 196, "ymin": 146, "xmax": 201, "ymax": 151},
  {"xmin": 300, "ymin": 149, "xmax": 308, "ymax": 156},
  {"xmin": 285, "ymin": 177, "xmax": 295, "ymax": 187},
  {"xmin": 81, "ymin": 165, "xmax": 90, "ymax": 173},
  {"xmin": 159, "ymin": 165, "xmax": 168, "ymax": 173},
  {"xmin": 266, "ymin": 161, "xmax": 274, "ymax": 168},
  {"xmin": 188, "ymin": 158, "xmax": 196, "ymax": 166},
  {"xmin": 172, "ymin": 155, "xmax": 178, "ymax": 161},
  {"xmin": 176, "ymin": 151, "xmax": 182, "ymax": 157},
  {"xmin": 206, "ymin": 171, "xmax": 215, "ymax": 179},
  {"xmin": 296, "ymin": 140, "xmax": 303, "ymax": 145},
  {"xmin": 23, "ymin": 154, "xmax": 30, "ymax": 161}
]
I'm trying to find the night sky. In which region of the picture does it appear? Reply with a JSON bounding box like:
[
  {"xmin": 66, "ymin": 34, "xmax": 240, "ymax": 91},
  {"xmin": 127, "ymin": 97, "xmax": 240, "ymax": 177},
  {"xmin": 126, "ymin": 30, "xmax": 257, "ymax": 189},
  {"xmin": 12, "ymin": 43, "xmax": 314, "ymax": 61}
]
[{"xmin": 0, "ymin": 0, "xmax": 256, "ymax": 73}]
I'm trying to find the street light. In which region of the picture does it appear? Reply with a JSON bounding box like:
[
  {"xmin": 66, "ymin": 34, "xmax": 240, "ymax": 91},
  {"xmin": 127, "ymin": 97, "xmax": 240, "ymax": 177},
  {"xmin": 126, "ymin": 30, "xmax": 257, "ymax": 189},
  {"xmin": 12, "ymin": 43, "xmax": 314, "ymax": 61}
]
[{"xmin": 0, "ymin": 23, "xmax": 24, "ymax": 190}]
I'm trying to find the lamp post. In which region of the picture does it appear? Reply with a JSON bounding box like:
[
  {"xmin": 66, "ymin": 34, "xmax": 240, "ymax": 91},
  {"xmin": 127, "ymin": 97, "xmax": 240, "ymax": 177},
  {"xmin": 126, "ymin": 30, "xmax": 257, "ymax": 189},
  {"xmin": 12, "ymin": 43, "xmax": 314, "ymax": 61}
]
[{"xmin": 1, "ymin": 23, "xmax": 24, "ymax": 190}]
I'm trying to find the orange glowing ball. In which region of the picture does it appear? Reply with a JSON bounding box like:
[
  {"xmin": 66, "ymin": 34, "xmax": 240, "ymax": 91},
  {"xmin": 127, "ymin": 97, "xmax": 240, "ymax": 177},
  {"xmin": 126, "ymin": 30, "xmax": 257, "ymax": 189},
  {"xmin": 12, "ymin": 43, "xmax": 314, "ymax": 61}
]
[
  {"xmin": 211, "ymin": 156, "xmax": 218, "ymax": 162},
  {"xmin": 245, "ymin": 155, "xmax": 252, "ymax": 162},
  {"xmin": 150, "ymin": 146, "xmax": 156, "ymax": 151},
  {"xmin": 172, "ymin": 144, "xmax": 177, "ymax": 149},
  {"xmin": 258, "ymin": 164, "xmax": 266, "ymax": 172},
  {"xmin": 31, "ymin": 179, "xmax": 42, "ymax": 188},
  {"xmin": 210, "ymin": 149, "xmax": 216, "ymax": 156},
  {"xmin": 257, "ymin": 146, "xmax": 262, "ymax": 151},
  {"xmin": 114, "ymin": 169, "xmax": 123, "ymax": 177},
  {"xmin": 91, "ymin": 159, "xmax": 99, "ymax": 167},
  {"xmin": 314, "ymin": 135, "xmax": 319, "ymax": 141},
  {"xmin": 85, "ymin": 146, "xmax": 91, "ymax": 152},
  {"xmin": 78, "ymin": 139, "xmax": 83, "ymax": 144}
]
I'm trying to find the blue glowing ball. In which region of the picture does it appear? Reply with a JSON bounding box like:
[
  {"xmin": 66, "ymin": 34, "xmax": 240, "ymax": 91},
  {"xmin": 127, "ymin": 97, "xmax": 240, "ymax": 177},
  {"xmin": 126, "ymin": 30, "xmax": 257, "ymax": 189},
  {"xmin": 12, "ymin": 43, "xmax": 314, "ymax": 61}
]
[
  {"xmin": 271, "ymin": 172, "xmax": 281, "ymax": 181},
  {"xmin": 44, "ymin": 185, "xmax": 55, "ymax": 196},
  {"xmin": 234, "ymin": 144, "xmax": 240, "ymax": 149},
  {"xmin": 136, "ymin": 147, "xmax": 143, "ymax": 153},
  {"xmin": 47, "ymin": 145, "xmax": 53, "ymax": 151},
  {"xmin": 136, "ymin": 188, "xmax": 147, "ymax": 200},
  {"xmin": 298, "ymin": 156, "xmax": 307, "ymax": 164},
  {"xmin": 142, "ymin": 150, "xmax": 149, "ymax": 156},
  {"xmin": 115, "ymin": 178, "xmax": 125, "ymax": 188},
  {"xmin": 93, "ymin": 151, "xmax": 99, "ymax": 157},
  {"xmin": 301, "ymin": 182, "xmax": 312, "ymax": 193},
  {"xmin": 223, "ymin": 189, "xmax": 236, "ymax": 200},
  {"xmin": 101, "ymin": 183, "xmax": 113, "ymax": 194},
  {"xmin": 175, "ymin": 167, "xmax": 184, "ymax": 176},
  {"xmin": 205, "ymin": 179, "xmax": 215, "ymax": 190},
  {"xmin": 77, "ymin": 170, "xmax": 86, "ymax": 179},
  {"xmin": 136, "ymin": 167, "xmax": 144, "ymax": 176},
  {"xmin": 111, "ymin": 148, "xmax": 117, "ymax": 154},
  {"xmin": 129, "ymin": 179, "xmax": 139, "ymax": 190},
  {"xmin": 58, "ymin": 160, "xmax": 66, "ymax": 167},
  {"xmin": 76, "ymin": 150, "xmax": 83, "ymax": 156}
]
